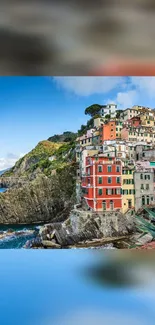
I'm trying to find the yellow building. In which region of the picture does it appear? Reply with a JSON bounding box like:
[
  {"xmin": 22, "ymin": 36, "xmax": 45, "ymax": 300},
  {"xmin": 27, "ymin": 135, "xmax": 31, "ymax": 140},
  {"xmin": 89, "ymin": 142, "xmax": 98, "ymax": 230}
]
[
  {"xmin": 122, "ymin": 167, "xmax": 135, "ymax": 214},
  {"xmin": 127, "ymin": 127, "xmax": 155, "ymax": 143},
  {"xmin": 139, "ymin": 112, "xmax": 155, "ymax": 127},
  {"xmin": 116, "ymin": 120, "xmax": 123, "ymax": 139}
]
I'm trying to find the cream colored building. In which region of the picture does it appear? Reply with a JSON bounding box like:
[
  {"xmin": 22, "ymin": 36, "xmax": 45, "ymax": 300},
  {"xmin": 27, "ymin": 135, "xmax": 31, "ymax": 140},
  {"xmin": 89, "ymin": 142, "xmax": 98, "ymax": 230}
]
[
  {"xmin": 93, "ymin": 117, "xmax": 104, "ymax": 128},
  {"xmin": 122, "ymin": 167, "xmax": 135, "ymax": 214}
]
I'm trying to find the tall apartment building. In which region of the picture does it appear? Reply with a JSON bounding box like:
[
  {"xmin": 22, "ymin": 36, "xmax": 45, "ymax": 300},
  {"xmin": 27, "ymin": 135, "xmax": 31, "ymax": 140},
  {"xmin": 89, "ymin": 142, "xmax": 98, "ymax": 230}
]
[
  {"xmin": 134, "ymin": 164, "xmax": 155, "ymax": 211},
  {"xmin": 99, "ymin": 120, "xmax": 116, "ymax": 145},
  {"xmin": 81, "ymin": 155, "xmax": 122, "ymax": 211},
  {"xmin": 122, "ymin": 167, "xmax": 135, "ymax": 213}
]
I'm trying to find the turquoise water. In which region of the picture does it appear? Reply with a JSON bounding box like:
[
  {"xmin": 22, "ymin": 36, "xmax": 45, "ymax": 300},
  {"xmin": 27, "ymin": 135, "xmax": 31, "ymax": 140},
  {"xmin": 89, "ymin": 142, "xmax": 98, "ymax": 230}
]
[
  {"xmin": 0, "ymin": 224, "xmax": 39, "ymax": 249},
  {"xmin": 0, "ymin": 188, "xmax": 40, "ymax": 248}
]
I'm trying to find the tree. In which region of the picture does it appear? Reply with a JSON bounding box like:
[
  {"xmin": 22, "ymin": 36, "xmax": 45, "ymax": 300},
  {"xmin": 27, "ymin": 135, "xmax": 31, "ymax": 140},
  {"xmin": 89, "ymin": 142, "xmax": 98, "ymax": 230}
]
[
  {"xmin": 116, "ymin": 110, "xmax": 123, "ymax": 119},
  {"xmin": 85, "ymin": 104, "xmax": 102, "ymax": 117},
  {"xmin": 105, "ymin": 114, "xmax": 110, "ymax": 119}
]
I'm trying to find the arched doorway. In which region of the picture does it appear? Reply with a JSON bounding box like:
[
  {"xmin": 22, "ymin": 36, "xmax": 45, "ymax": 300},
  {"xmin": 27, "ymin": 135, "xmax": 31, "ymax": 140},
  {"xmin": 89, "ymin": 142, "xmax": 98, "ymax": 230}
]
[
  {"xmin": 102, "ymin": 200, "xmax": 106, "ymax": 211},
  {"xmin": 110, "ymin": 200, "xmax": 114, "ymax": 211}
]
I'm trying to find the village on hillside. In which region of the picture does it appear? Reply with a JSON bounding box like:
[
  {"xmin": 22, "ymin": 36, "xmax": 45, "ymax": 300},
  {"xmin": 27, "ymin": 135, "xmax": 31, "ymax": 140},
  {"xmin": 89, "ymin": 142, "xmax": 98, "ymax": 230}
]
[{"xmin": 75, "ymin": 104, "xmax": 155, "ymax": 216}]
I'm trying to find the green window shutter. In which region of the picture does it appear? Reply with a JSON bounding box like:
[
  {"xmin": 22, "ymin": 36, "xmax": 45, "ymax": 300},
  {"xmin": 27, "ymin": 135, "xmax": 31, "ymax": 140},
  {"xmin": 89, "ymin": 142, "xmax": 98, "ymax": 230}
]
[
  {"xmin": 106, "ymin": 189, "xmax": 108, "ymax": 195},
  {"xmin": 99, "ymin": 177, "xmax": 102, "ymax": 184},
  {"xmin": 98, "ymin": 166, "xmax": 102, "ymax": 172},
  {"xmin": 98, "ymin": 189, "xmax": 102, "ymax": 195}
]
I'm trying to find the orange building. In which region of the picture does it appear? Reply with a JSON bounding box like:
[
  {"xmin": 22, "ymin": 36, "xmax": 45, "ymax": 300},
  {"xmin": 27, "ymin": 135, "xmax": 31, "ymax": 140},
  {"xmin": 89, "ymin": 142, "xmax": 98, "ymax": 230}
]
[
  {"xmin": 81, "ymin": 155, "xmax": 122, "ymax": 211},
  {"xmin": 99, "ymin": 121, "xmax": 116, "ymax": 145}
]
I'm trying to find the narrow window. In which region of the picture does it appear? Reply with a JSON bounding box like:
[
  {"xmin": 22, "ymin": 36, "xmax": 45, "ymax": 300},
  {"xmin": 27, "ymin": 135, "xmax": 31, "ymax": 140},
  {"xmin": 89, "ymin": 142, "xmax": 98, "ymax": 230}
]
[
  {"xmin": 98, "ymin": 177, "xmax": 102, "ymax": 184},
  {"xmin": 108, "ymin": 177, "xmax": 112, "ymax": 184}
]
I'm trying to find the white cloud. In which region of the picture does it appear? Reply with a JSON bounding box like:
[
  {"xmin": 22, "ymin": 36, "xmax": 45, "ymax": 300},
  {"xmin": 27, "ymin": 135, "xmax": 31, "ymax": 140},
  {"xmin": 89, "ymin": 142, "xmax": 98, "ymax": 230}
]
[
  {"xmin": 53, "ymin": 77, "xmax": 125, "ymax": 96},
  {"xmin": 130, "ymin": 77, "xmax": 155, "ymax": 99},
  {"xmin": 115, "ymin": 90, "xmax": 138, "ymax": 109},
  {"xmin": 53, "ymin": 76, "xmax": 155, "ymax": 110},
  {"xmin": 0, "ymin": 153, "xmax": 25, "ymax": 171}
]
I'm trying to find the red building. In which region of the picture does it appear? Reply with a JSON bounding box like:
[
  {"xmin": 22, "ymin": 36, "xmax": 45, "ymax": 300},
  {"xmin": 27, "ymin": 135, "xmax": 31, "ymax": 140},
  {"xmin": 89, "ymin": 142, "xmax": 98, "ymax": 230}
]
[
  {"xmin": 126, "ymin": 116, "xmax": 141, "ymax": 128},
  {"xmin": 81, "ymin": 155, "xmax": 122, "ymax": 211}
]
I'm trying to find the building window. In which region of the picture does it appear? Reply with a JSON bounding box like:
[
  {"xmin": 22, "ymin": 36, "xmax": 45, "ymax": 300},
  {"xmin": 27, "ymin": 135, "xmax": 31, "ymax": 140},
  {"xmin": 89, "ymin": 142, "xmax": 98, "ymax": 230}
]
[
  {"xmin": 129, "ymin": 170, "xmax": 132, "ymax": 174},
  {"xmin": 108, "ymin": 166, "xmax": 112, "ymax": 172},
  {"xmin": 145, "ymin": 174, "xmax": 150, "ymax": 180},
  {"xmin": 123, "ymin": 190, "xmax": 128, "ymax": 195},
  {"xmin": 147, "ymin": 196, "xmax": 150, "ymax": 205},
  {"xmin": 140, "ymin": 174, "xmax": 143, "ymax": 179},
  {"xmin": 110, "ymin": 200, "xmax": 114, "ymax": 210},
  {"xmin": 102, "ymin": 201, "xmax": 106, "ymax": 210},
  {"xmin": 116, "ymin": 188, "xmax": 121, "ymax": 195},
  {"xmin": 146, "ymin": 184, "xmax": 149, "ymax": 190},
  {"xmin": 98, "ymin": 165, "xmax": 102, "ymax": 172},
  {"xmin": 141, "ymin": 184, "xmax": 144, "ymax": 190},
  {"xmin": 108, "ymin": 177, "xmax": 112, "ymax": 184},
  {"xmin": 98, "ymin": 177, "xmax": 102, "ymax": 184},
  {"xmin": 116, "ymin": 166, "xmax": 120, "ymax": 172},
  {"xmin": 106, "ymin": 189, "xmax": 112, "ymax": 195},
  {"xmin": 98, "ymin": 189, "xmax": 102, "ymax": 195},
  {"xmin": 142, "ymin": 196, "xmax": 145, "ymax": 206},
  {"xmin": 116, "ymin": 177, "xmax": 120, "ymax": 184}
]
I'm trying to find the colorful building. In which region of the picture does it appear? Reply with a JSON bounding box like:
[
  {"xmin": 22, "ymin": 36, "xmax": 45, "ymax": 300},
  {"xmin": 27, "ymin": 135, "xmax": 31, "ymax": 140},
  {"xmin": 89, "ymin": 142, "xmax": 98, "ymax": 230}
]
[
  {"xmin": 121, "ymin": 126, "xmax": 155, "ymax": 143},
  {"xmin": 76, "ymin": 129, "xmax": 95, "ymax": 147},
  {"xmin": 126, "ymin": 116, "xmax": 141, "ymax": 128},
  {"xmin": 82, "ymin": 155, "xmax": 122, "ymax": 211},
  {"xmin": 134, "ymin": 164, "xmax": 155, "ymax": 212},
  {"xmin": 116, "ymin": 120, "xmax": 123, "ymax": 139},
  {"xmin": 120, "ymin": 108, "xmax": 140, "ymax": 121},
  {"xmin": 99, "ymin": 120, "xmax": 116, "ymax": 144},
  {"xmin": 122, "ymin": 166, "xmax": 135, "ymax": 213}
]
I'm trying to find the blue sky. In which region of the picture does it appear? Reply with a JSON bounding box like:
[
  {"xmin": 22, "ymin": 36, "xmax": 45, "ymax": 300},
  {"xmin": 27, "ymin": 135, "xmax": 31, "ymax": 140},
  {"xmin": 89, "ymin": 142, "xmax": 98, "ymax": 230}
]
[
  {"xmin": 1, "ymin": 76, "xmax": 155, "ymax": 169},
  {"xmin": 0, "ymin": 250, "xmax": 154, "ymax": 325}
]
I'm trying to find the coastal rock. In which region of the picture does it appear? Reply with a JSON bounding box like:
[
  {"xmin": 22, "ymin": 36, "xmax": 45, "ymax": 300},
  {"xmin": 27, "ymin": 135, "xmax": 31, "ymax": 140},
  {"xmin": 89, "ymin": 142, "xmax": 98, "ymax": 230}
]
[
  {"xmin": 42, "ymin": 240, "xmax": 61, "ymax": 248},
  {"xmin": 36, "ymin": 208, "xmax": 135, "ymax": 248},
  {"xmin": 0, "ymin": 165, "xmax": 76, "ymax": 224}
]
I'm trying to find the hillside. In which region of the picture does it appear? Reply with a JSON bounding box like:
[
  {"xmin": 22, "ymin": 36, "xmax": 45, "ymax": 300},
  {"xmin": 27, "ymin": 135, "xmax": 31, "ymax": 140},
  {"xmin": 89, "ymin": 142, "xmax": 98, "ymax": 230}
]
[
  {"xmin": 48, "ymin": 131, "xmax": 77, "ymax": 143},
  {"xmin": 0, "ymin": 138, "xmax": 77, "ymax": 224},
  {"xmin": 3, "ymin": 140, "xmax": 76, "ymax": 180}
]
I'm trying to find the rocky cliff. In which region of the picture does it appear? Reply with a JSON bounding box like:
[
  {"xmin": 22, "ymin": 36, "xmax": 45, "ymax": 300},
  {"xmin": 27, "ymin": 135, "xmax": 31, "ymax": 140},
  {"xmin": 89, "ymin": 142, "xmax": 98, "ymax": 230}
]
[{"xmin": 0, "ymin": 164, "xmax": 76, "ymax": 224}]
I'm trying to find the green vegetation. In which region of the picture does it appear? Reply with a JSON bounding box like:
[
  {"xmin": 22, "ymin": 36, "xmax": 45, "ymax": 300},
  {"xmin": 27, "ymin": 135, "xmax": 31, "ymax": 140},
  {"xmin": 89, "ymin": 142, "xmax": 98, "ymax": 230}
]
[
  {"xmin": 3, "ymin": 140, "xmax": 76, "ymax": 178},
  {"xmin": 105, "ymin": 114, "xmax": 111, "ymax": 119},
  {"xmin": 116, "ymin": 110, "xmax": 123, "ymax": 119},
  {"xmin": 48, "ymin": 131, "xmax": 77, "ymax": 143},
  {"xmin": 85, "ymin": 104, "xmax": 102, "ymax": 117}
]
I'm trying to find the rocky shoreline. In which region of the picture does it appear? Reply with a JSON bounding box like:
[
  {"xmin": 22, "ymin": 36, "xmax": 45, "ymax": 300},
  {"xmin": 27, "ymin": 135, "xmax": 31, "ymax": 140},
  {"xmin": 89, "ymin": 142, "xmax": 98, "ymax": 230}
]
[{"xmin": 24, "ymin": 206, "xmax": 136, "ymax": 249}]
